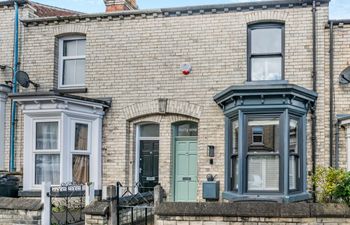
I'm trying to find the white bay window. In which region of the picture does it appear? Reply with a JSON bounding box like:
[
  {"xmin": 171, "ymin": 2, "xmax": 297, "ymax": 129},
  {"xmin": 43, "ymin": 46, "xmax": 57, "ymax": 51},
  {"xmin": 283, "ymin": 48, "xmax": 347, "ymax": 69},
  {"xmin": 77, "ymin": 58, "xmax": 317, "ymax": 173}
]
[{"xmin": 13, "ymin": 93, "xmax": 109, "ymax": 191}]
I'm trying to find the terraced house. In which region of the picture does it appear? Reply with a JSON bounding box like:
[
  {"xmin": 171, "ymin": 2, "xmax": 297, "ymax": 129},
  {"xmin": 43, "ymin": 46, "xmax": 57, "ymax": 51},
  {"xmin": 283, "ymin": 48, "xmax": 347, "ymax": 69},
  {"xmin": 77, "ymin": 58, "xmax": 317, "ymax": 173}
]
[{"xmin": 1, "ymin": 0, "xmax": 350, "ymax": 207}]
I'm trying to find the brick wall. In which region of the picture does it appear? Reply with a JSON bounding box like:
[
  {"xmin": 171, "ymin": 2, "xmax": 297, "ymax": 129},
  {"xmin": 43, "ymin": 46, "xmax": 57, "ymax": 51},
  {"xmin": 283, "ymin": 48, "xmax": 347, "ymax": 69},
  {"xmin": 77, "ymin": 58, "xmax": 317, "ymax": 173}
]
[
  {"xmin": 155, "ymin": 202, "xmax": 350, "ymax": 225},
  {"xmin": 324, "ymin": 23, "xmax": 350, "ymax": 169},
  {"xmin": 0, "ymin": 197, "xmax": 42, "ymax": 225},
  {"xmin": 0, "ymin": 4, "xmax": 36, "ymax": 172},
  {"xmin": 85, "ymin": 214, "xmax": 108, "ymax": 225},
  {"xmin": 156, "ymin": 216, "xmax": 350, "ymax": 225},
  {"xmin": 2, "ymin": 2, "xmax": 332, "ymax": 200}
]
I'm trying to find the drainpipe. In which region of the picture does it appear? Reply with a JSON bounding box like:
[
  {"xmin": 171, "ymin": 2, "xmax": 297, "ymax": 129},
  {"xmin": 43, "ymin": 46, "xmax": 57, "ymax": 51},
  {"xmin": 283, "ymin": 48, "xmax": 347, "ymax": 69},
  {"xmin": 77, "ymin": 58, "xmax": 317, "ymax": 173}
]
[
  {"xmin": 335, "ymin": 119, "xmax": 340, "ymax": 169},
  {"xmin": 9, "ymin": 0, "xmax": 19, "ymax": 172},
  {"xmin": 311, "ymin": 0, "xmax": 317, "ymax": 202},
  {"xmin": 329, "ymin": 21, "xmax": 334, "ymax": 167}
]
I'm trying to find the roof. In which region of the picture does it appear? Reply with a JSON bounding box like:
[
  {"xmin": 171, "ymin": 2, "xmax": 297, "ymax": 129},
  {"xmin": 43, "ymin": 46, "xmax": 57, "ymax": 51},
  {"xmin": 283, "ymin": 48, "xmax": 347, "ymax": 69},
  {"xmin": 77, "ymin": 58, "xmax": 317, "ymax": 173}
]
[
  {"xmin": 21, "ymin": 0, "xmax": 330, "ymax": 26},
  {"xmin": 0, "ymin": 0, "xmax": 80, "ymax": 17},
  {"xmin": 28, "ymin": 1, "xmax": 80, "ymax": 17},
  {"xmin": 9, "ymin": 91, "xmax": 111, "ymax": 108},
  {"xmin": 214, "ymin": 81, "xmax": 318, "ymax": 108}
]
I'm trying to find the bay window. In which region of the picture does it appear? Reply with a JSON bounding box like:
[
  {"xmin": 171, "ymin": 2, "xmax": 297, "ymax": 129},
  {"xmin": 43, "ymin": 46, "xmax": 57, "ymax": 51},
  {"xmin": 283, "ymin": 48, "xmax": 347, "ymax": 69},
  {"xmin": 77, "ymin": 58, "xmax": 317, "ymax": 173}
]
[
  {"xmin": 248, "ymin": 23, "xmax": 284, "ymax": 81},
  {"xmin": 215, "ymin": 83, "xmax": 317, "ymax": 202},
  {"xmin": 13, "ymin": 93, "xmax": 109, "ymax": 191}
]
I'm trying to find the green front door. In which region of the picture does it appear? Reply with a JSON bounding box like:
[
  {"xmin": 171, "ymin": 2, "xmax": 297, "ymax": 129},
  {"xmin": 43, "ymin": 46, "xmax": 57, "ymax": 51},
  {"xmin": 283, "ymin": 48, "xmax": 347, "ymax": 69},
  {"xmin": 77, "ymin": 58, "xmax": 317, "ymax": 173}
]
[{"xmin": 174, "ymin": 139, "xmax": 198, "ymax": 202}]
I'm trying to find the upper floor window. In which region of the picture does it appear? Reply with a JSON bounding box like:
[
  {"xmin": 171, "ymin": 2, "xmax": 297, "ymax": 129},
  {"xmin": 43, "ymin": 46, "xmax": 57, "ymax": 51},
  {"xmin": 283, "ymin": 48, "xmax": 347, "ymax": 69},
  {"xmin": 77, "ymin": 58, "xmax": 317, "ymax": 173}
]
[
  {"xmin": 248, "ymin": 23, "xmax": 284, "ymax": 81},
  {"xmin": 59, "ymin": 36, "xmax": 86, "ymax": 88}
]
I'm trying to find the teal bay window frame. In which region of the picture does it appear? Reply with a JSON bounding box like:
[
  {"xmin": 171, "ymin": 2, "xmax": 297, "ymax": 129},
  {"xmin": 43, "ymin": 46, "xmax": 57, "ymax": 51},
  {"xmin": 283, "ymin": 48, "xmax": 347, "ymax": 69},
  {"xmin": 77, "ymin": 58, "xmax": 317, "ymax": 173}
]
[{"xmin": 215, "ymin": 83, "xmax": 317, "ymax": 202}]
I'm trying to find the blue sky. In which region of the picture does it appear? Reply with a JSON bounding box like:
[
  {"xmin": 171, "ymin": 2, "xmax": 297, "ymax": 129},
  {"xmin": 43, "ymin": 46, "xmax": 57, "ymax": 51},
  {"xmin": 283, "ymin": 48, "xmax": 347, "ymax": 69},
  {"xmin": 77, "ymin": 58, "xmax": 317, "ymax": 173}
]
[{"xmin": 24, "ymin": 0, "xmax": 350, "ymax": 19}]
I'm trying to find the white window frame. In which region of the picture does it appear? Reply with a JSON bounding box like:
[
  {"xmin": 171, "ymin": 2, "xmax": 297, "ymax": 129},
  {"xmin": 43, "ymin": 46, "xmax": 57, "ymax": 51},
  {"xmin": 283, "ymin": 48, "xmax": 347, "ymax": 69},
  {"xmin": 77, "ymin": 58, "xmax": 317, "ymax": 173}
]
[
  {"xmin": 32, "ymin": 118, "xmax": 61, "ymax": 189},
  {"xmin": 69, "ymin": 119, "xmax": 92, "ymax": 184},
  {"xmin": 58, "ymin": 36, "xmax": 86, "ymax": 89}
]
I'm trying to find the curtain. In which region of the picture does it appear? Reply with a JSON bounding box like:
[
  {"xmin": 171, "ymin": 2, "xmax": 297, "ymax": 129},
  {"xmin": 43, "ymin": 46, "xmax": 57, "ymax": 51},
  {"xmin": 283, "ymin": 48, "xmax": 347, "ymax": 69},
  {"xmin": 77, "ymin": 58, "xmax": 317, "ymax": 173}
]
[
  {"xmin": 35, "ymin": 154, "xmax": 60, "ymax": 185},
  {"xmin": 72, "ymin": 155, "xmax": 89, "ymax": 184},
  {"xmin": 36, "ymin": 122, "xmax": 58, "ymax": 150},
  {"xmin": 75, "ymin": 123, "xmax": 88, "ymax": 150}
]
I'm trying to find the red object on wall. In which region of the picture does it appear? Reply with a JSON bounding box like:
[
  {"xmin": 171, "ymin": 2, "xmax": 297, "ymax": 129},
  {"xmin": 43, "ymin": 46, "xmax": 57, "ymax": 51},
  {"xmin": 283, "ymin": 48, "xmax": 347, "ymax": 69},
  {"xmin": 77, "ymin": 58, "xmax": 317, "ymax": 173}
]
[{"xmin": 181, "ymin": 64, "xmax": 192, "ymax": 75}]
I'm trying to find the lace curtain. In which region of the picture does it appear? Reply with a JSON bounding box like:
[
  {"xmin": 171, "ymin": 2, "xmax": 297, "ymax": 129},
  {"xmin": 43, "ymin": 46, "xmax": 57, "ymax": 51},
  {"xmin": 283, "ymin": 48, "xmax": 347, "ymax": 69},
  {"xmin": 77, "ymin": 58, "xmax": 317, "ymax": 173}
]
[{"xmin": 35, "ymin": 154, "xmax": 60, "ymax": 185}]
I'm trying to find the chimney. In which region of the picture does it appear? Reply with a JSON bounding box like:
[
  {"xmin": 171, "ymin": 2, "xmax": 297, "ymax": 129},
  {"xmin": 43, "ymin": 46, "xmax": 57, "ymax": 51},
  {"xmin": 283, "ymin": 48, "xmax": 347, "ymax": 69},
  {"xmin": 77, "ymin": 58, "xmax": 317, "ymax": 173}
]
[{"xmin": 103, "ymin": 0, "xmax": 138, "ymax": 12}]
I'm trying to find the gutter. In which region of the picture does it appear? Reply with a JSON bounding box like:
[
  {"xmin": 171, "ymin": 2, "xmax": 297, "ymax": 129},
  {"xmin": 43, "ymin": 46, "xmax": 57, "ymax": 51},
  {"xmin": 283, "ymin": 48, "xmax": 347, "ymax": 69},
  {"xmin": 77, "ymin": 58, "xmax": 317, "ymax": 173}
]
[
  {"xmin": 9, "ymin": 1, "xmax": 19, "ymax": 172},
  {"xmin": 311, "ymin": 0, "xmax": 317, "ymax": 202}
]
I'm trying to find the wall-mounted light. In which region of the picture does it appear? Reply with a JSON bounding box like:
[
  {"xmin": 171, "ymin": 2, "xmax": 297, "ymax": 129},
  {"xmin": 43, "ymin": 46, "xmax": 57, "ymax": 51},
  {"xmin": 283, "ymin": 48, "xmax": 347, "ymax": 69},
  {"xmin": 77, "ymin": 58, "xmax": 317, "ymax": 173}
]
[{"xmin": 207, "ymin": 145, "xmax": 215, "ymax": 158}]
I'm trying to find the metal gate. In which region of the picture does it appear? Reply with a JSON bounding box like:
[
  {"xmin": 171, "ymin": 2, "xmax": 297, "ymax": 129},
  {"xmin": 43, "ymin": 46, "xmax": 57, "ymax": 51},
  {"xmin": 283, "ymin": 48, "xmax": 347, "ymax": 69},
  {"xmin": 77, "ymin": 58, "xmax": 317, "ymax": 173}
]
[
  {"xmin": 116, "ymin": 182, "xmax": 155, "ymax": 225},
  {"xmin": 48, "ymin": 182, "xmax": 85, "ymax": 225}
]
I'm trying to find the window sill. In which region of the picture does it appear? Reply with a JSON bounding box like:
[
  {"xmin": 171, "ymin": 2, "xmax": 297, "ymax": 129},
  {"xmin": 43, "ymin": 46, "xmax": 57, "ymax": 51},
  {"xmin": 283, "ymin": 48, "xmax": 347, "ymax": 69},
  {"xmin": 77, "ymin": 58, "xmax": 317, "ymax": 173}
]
[{"xmin": 53, "ymin": 87, "xmax": 88, "ymax": 94}]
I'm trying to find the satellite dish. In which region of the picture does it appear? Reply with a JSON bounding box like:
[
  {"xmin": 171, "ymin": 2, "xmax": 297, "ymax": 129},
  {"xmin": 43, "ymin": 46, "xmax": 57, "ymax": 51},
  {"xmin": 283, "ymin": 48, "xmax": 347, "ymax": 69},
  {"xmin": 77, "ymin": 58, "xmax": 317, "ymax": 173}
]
[
  {"xmin": 16, "ymin": 71, "xmax": 40, "ymax": 89},
  {"xmin": 340, "ymin": 66, "xmax": 350, "ymax": 85}
]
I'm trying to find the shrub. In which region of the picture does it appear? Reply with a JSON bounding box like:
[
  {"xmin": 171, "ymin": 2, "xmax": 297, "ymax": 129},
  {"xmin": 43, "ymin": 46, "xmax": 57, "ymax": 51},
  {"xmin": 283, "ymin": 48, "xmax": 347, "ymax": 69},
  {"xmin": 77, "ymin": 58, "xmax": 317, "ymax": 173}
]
[
  {"xmin": 312, "ymin": 167, "xmax": 347, "ymax": 203},
  {"xmin": 334, "ymin": 172, "xmax": 350, "ymax": 206}
]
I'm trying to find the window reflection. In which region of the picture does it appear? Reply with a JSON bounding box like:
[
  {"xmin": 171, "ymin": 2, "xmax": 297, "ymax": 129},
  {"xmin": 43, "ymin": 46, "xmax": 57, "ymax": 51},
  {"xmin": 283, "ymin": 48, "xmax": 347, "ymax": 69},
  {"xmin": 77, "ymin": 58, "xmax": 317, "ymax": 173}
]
[
  {"xmin": 289, "ymin": 119, "xmax": 299, "ymax": 191},
  {"xmin": 247, "ymin": 117, "xmax": 280, "ymax": 191},
  {"xmin": 231, "ymin": 121, "xmax": 239, "ymax": 191}
]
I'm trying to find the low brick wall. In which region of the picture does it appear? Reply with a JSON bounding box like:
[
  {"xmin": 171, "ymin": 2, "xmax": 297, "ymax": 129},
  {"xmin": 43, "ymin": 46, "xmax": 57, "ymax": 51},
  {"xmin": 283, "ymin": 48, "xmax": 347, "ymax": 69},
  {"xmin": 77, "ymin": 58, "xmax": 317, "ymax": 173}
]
[
  {"xmin": 83, "ymin": 200, "xmax": 109, "ymax": 225},
  {"xmin": 155, "ymin": 202, "xmax": 350, "ymax": 225},
  {"xmin": 0, "ymin": 197, "xmax": 42, "ymax": 225}
]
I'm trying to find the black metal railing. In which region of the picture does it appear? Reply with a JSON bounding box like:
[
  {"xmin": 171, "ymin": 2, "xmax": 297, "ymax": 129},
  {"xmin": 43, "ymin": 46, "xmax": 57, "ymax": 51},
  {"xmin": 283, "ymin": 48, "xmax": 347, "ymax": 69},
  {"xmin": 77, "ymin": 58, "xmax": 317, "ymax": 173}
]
[
  {"xmin": 48, "ymin": 182, "xmax": 85, "ymax": 225},
  {"xmin": 116, "ymin": 182, "xmax": 155, "ymax": 225}
]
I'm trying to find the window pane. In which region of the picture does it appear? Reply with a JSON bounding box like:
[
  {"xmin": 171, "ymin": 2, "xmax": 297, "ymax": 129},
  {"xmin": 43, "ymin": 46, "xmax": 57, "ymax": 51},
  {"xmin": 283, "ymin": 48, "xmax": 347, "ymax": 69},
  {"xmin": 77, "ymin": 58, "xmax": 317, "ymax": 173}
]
[
  {"xmin": 75, "ymin": 123, "xmax": 88, "ymax": 151},
  {"xmin": 73, "ymin": 155, "xmax": 89, "ymax": 184},
  {"xmin": 63, "ymin": 59, "xmax": 86, "ymax": 85},
  {"xmin": 35, "ymin": 154, "xmax": 60, "ymax": 185},
  {"xmin": 63, "ymin": 60, "xmax": 76, "ymax": 85},
  {"xmin": 248, "ymin": 117, "xmax": 280, "ymax": 152},
  {"xmin": 232, "ymin": 121, "xmax": 239, "ymax": 154},
  {"xmin": 248, "ymin": 155, "xmax": 279, "ymax": 191},
  {"xmin": 251, "ymin": 57, "xmax": 282, "ymax": 81},
  {"xmin": 231, "ymin": 120, "xmax": 239, "ymax": 191},
  {"xmin": 176, "ymin": 123, "xmax": 198, "ymax": 136},
  {"xmin": 231, "ymin": 156, "xmax": 239, "ymax": 191},
  {"xmin": 289, "ymin": 155, "xmax": 298, "ymax": 190},
  {"xmin": 77, "ymin": 39, "xmax": 86, "ymax": 56},
  {"xmin": 289, "ymin": 119, "xmax": 299, "ymax": 190},
  {"xmin": 251, "ymin": 28, "xmax": 282, "ymax": 54},
  {"xmin": 140, "ymin": 124, "xmax": 159, "ymax": 137},
  {"xmin": 289, "ymin": 119, "xmax": 298, "ymax": 154},
  {"xmin": 75, "ymin": 59, "xmax": 86, "ymax": 85},
  {"xmin": 63, "ymin": 40, "xmax": 77, "ymax": 56},
  {"xmin": 36, "ymin": 122, "xmax": 58, "ymax": 150}
]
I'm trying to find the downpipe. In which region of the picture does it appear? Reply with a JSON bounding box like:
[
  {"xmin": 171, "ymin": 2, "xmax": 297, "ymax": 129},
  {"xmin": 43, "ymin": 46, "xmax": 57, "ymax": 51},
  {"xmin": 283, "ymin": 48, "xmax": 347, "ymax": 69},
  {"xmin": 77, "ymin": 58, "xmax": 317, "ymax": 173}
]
[
  {"xmin": 329, "ymin": 21, "xmax": 334, "ymax": 167},
  {"xmin": 311, "ymin": 0, "xmax": 317, "ymax": 202},
  {"xmin": 9, "ymin": 0, "xmax": 19, "ymax": 172}
]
